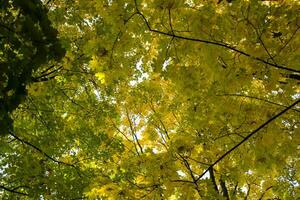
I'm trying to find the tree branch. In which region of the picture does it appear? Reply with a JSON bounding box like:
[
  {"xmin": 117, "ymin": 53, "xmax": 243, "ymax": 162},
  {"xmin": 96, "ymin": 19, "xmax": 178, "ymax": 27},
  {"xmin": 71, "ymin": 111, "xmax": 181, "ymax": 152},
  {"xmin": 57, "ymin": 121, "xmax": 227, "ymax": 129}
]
[
  {"xmin": 178, "ymin": 153, "xmax": 202, "ymax": 197},
  {"xmin": 243, "ymin": 11, "xmax": 277, "ymax": 65},
  {"xmin": 33, "ymin": 66, "xmax": 63, "ymax": 81},
  {"xmin": 0, "ymin": 185, "xmax": 29, "ymax": 196},
  {"xmin": 125, "ymin": 109, "xmax": 144, "ymax": 154},
  {"xmin": 148, "ymin": 102, "xmax": 170, "ymax": 139},
  {"xmin": 196, "ymin": 98, "xmax": 300, "ymax": 182},
  {"xmin": 8, "ymin": 131, "xmax": 81, "ymax": 177},
  {"xmin": 258, "ymin": 186, "xmax": 273, "ymax": 200},
  {"xmin": 133, "ymin": 0, "xmax": 300, "ymax": 73},
  {"xmin": 276, "ymin": 25, "xmax": 300, "ymax": 57},
  {"xmin": 170, "ymin": 179, "xmax": 195, "ymax": 184},
  {"xmin": 187, "ymin": 156, "xmax": 211, "ymax": 166},
  {"xmin": 233, "ymin": 182, "xmax": 238, "ymax": 196},
  {"xmin": 220, "ymin": 178, "xmax": 230, "ymax": 200},
  {"xmin": 32, "ymin": 75, "xmax": 57, "ymax": 82},
  {"xmin": 217, "ymin": 93, "xmax": 300, "ymax": 113},
  {"xmin": 209, "ymin": 167, "xmax": 219, "ymax": 193}
]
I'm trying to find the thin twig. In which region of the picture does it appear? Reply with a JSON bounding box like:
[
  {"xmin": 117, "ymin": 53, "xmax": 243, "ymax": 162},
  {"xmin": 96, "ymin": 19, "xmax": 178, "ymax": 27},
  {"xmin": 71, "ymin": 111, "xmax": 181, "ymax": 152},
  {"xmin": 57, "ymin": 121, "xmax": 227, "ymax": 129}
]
[
  {"xmin": 258, "ymin": 186, "xmax": 273, "ymax": 200},
  {"xmin": 125, "ymin": 109, "xmax": 144, "ymax": 154},
  {"xmin": 276, "ymin": 25, "xmax": 300, "ymax": 56},
  {"xmin": 217, "ymin": 93, "xmax": 300, "ymax": 113},
  {"xmin": 178, "ymin": 154, "xmax": 202, "ymax": 197}
]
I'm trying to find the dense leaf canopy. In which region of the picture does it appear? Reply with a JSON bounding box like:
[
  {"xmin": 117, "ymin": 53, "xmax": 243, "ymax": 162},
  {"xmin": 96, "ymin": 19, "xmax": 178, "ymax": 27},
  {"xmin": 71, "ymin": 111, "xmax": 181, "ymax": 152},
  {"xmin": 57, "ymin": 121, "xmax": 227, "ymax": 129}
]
[
  {"xmin": 0, "ymin": 0, "xmax": 300, "ymax": 199},
  {"xmin": 0, "ymin": 0, "xmax": 65, "ymax": 135}
]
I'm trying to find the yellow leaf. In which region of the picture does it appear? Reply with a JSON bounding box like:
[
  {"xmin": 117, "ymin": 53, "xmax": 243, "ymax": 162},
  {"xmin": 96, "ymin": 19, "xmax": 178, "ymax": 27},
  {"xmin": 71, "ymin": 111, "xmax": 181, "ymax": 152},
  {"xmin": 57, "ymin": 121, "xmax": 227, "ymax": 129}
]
[{"xmin": 95, "ymin": 72, "xmax": 106, "ymax": 84}]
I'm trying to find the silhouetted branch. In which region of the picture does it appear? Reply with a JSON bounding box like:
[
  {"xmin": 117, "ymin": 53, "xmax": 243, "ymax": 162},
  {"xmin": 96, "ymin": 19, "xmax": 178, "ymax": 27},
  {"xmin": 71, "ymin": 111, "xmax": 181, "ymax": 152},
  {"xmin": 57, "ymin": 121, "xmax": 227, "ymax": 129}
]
[
  {"xmin": 196, "ymin": 99, "xmax": 299, "ymax": 182},
  {"xmin": 40, "ymin": 64, "xmax": 56, "ymax": 75},
  {"xmin": 187, "ymin": 156, "xmax": 211, "ymax": 166},
  {"xmin": 258, "ymin": 186, "xmax": 273, "ymax": 200},
  {"xmin": 32, "ymin": 75, "xmax": 57, "ymax": 82},
  {"xmin": 133, "ymin": 0, "xmax": 300, "ymax": 73},
  {"xmin": 233, "ymin": 182, "xmax": 238, "ymax": 196},
  {"xmin": 8, "ymin": 131, "xmax": 81, "ymax": 177},
  {"xmin": 220, "ymin": 178, "xmax": 229, "ymax": 200},
  {"xmin": 148, "ymin": 102, "xmax": 170, "ymax": 140},
  {"xmin": 209, "ymin": 167, "xmax": 219, "ymax": 193},
  {"xmin": 125, "ymin": 109, "xmax": 144, "ymax": 155},
  {"xmin": 33, "ymin": 66, "xmax": 63, "ymax": 81},
  {"xmin": 178, "ymin": 153, "xmax": 202, "ymax": 197},
  {"xmin": 0, "ymin": 185, "xmax": 29, "ymax": 196},
  {"xmin": 217, "ymin": 93, "xmax": 300, "ymax": 113},
  {"xmin": 285, "ymin": 74, "xmax": 300, "ymax": 81},
  {"xmin": 243, "ymin": 10, "xmax": 277, "ymax": 65},
  {"xmin": 277, "ymin": 25, "xmax": 300, "ymax": 56},
  {"xmin": 170, "ymin": 179, "xmax": 194, "ymax": 184}
]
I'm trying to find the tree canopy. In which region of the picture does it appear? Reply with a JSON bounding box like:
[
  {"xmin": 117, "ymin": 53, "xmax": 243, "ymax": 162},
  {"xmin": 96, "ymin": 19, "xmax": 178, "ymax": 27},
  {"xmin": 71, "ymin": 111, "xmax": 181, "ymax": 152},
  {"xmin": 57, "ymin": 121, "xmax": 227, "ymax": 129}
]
[
  {"xmin": 0, "ymin": 0, "xmax": 65, "ymax": 135},
  {"xmin": 0, "ymin": 0, "xmax": 300, "ymax": 199}
]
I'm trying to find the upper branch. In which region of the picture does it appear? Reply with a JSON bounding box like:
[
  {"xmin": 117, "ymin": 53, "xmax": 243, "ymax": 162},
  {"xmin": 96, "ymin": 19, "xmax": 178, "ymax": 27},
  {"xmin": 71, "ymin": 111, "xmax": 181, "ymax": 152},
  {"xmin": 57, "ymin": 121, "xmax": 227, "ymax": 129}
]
[
  {"xmin": 216, "ymin": 93, "xmax": 300, "ymax": 113},
  {"xmin": 133, "ymin": 0, "xmax": 300, "ymax": 73}
]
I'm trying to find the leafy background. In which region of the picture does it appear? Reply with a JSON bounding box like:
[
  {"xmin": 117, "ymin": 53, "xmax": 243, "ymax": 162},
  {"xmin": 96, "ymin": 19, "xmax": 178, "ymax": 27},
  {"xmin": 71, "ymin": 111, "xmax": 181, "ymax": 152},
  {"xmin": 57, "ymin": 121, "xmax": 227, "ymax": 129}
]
[{"xmin": 0, "ymin": 0, "xmax": 300, "ymax": 199}]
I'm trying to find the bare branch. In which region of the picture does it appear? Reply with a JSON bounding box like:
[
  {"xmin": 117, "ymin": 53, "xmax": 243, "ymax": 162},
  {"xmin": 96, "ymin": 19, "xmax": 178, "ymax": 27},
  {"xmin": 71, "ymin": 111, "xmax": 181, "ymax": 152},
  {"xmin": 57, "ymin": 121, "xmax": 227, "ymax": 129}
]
[
  {"xmin": 170, "ymin": 179, "xmax": 194, "ymax": 184},
  {"xmin": 233, "ymin": 182, "xmax": 238, "ymax": 196},
  {"xmin": 148, "ymin": 102, "xmax": 170, "ymax": 139},
  {"xmin": 220, "ymin": 178, "xmax": 230, "ymax": 200},
  {"xmin": 196, "ymin": 99, "xmax": 300, "ymax": 182},
  {"xmin": 217, "ymin": 93, "xmax": 300, "ymax": 113},
  {"xmin": 258, "ymin": 186, "xmax": 273, "ymax": 200},
  {"xmin": 168, "ymin": 9, "xmax": 174, "ymax": 34},
  {"xmin": 8, "ymin": 131, "xmax": 81, "ymax": 177},
  {"xmin": 187, "ymin": 156, "xmax": 211, "ymax": 166},
  {"xmin": 133, "ymin": 0, "xmax": 300, "ymax": 73},
  {"xmin": 33, "ymin": 66, "xmax": 63, "ymax": 81},
  {"xmin": 32, "ymin": 75, "xmax": 57, "ymax": 82},
  {"xmin": 125, "ymin": 109, "xmax": 144, "ymax": 154},
  {"xmin": 243, "ymin": 12, "xmax": 277, "ymax": 65},
  {"xmin": 209, "ymin": 167, "xmax": 219, "ymax": 193},
  {"xmin": 178, "ymin": 153, "xmax": 202, "ymax": 197},
  {"xmin": 0, "ymin": 185, "xmax": 29, "ymax": 196},
  {"xmin": 276, "ymin": 25, "xmax": 300, "ymax": 56}
]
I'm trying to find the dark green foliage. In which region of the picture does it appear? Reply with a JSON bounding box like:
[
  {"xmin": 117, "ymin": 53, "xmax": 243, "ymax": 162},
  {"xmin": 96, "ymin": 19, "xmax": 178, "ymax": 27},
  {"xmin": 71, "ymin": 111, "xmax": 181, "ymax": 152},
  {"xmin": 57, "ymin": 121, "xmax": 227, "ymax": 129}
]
[{"xmin": 0, "ymin": 0, "xmax": 65, "ymax": 135}]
